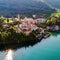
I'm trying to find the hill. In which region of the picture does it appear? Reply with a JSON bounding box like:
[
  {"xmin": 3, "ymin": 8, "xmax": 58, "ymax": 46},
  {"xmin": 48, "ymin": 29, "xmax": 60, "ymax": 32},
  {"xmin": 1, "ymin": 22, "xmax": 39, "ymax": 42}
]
[{"xmin": 0, "ymin": 0, "xmax": 56, "ymax": 17}]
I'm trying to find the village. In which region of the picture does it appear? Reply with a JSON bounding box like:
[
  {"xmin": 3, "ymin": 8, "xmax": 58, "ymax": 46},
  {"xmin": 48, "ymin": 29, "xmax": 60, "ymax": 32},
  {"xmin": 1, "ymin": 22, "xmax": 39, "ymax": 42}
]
[
  {"xmin": 0, "ymin": 12, "xmax": 60, "ymax": 44},
  {"xmin": 2, "ymin": 15, "xmax": 46, "ymax": 35}
]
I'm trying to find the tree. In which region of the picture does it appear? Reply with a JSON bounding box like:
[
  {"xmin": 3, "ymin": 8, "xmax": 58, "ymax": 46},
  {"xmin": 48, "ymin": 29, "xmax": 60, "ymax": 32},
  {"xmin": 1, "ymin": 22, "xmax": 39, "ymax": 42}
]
[
  {"xmin": 0, "ymin": 18, "xmax": 4, "ymax": 29},
  {"xmin": 46, "ymin": 20, "xmax": 53, "ymax": 26},
  {"xmin": 51, "ymin": 17, "xmax": 57, "ymax": 24}
]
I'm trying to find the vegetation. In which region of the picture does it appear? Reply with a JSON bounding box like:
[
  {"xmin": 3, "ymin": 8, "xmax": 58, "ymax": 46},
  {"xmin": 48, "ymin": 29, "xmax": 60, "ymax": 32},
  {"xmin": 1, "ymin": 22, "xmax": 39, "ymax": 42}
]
[
  {"xmin": 0, "ymin": 28, "xmax": 38, "ymax": 45},
  {"xmin": 46, "ymin": 12, "xmax": 60, "ymax": 26}
]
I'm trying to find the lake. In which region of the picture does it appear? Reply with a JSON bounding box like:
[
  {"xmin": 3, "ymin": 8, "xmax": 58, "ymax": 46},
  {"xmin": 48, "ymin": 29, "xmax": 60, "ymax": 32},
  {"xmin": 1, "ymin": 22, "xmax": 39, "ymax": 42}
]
[{"xmin": 0, "ymin": 32, "xmax": 60, "ymax": 60}]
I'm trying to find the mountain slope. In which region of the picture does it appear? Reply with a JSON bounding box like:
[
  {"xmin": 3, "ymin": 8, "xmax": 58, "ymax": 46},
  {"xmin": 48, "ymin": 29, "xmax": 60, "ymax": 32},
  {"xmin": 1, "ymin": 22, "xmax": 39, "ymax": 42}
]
[
  {"xmin": 44, "ymin": 0, "xmax": 60, "ymax": 9},
  {"xmin": 0, "ymin": 0, "xmax": 56, "ymax": 17}
]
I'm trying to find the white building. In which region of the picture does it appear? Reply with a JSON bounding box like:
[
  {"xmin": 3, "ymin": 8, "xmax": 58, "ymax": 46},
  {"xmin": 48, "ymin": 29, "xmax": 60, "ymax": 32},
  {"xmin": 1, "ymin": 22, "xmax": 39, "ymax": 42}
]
[{"xmin": 36, "ymin": 18, "xmax": 46, "ymax": 24}]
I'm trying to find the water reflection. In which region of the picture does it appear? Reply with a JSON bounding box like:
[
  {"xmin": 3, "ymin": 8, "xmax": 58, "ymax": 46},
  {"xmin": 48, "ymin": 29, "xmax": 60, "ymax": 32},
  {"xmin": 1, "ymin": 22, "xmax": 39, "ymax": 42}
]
[
  {"xmin": 51, "ymin": 31, "xmax": 60, "ymax": 37},
  {"xmin": 4, "ymin": 49, "xmax": 14, "ymax": 60},
  {"xmin": 0, "ymin": 37, "xmax": 42, "ymax": 51}
]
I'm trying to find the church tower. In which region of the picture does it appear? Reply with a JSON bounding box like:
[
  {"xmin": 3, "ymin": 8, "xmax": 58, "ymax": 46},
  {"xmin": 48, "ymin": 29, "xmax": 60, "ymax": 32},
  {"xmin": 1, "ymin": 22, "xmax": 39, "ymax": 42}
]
[{"xmin": 17, "ymin": 14, "xmax": 20, "ymax": 21}]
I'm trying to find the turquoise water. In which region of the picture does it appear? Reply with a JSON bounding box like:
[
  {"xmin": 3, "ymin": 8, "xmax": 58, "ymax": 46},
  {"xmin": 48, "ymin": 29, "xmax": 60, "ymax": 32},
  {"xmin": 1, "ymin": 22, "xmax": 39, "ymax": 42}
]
[{"xmin": 0, "ymin": 33, "xmax": 60, "ymax": 60}]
